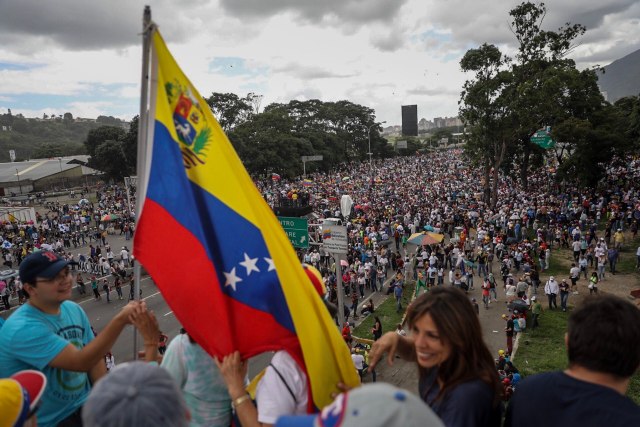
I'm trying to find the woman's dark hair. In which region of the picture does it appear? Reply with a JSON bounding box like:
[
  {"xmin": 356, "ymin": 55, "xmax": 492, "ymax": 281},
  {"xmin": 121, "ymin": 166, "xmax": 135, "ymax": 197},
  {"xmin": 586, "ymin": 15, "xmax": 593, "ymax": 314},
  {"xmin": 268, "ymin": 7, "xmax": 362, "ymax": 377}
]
[{"xmin": 407, "ymin": 287, "xmax": 501, "ymax": 405}]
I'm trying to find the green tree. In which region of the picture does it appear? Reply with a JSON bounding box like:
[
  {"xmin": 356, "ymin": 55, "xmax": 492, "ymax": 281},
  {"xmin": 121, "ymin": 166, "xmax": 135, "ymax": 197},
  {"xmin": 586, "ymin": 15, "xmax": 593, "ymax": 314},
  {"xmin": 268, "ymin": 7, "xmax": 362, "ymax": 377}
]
[
  {"xmin": 84, "ymin": 126, "xmax": 126, "ymax": 162},
  {"xmin": 506, "ymin": 1, "xmax": 595, "ymax": 186},
  {"xmin": 33, "ymin": 143, "xmax": 64, "ymax": 158},
  {"xmin": 460, "ymin": 1, "xmax": 623, "ymax": 194},
  {"xmin": 460, "ymin": 43, "xmax": 513, "ymax": 207},
  {"xmin": 93, "ymin": 140, "xmax": 128, "ymax": 181},
  {"xmin": 206, "ymin": 92, "xmax": 254, "ymax": 133},
  {"xmin": 121, "ymin": 115, "xmax": 139, "ymax": 175},
  {"xmin": 614, "ymin": 95, "xmax": 640, "ymax": 151},
  {"xmin": 227, "ymin": 98, "xmax": 387, "ymax": 177},
  {"xmin": 96, "ymin": 115, "xmax": 123, "ymax": 126}
]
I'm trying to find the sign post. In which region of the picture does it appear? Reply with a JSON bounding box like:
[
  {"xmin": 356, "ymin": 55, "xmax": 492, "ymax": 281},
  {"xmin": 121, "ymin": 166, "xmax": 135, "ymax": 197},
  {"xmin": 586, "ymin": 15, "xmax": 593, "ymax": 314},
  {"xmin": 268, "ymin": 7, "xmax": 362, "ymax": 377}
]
[
  {"xmin": 327, "ymin": 225, "xmax": 349, "ymax": 328},
  {"xmin": 277, "ymin": 216, "xmax": 309, "ymax": 249},
  {"xmin": 530, "ymin": 127, "xmax": 555, "ymax": 149},
  {"xmin": 301, "ymin": 155, "xmax": 323, "ymax": 177}
]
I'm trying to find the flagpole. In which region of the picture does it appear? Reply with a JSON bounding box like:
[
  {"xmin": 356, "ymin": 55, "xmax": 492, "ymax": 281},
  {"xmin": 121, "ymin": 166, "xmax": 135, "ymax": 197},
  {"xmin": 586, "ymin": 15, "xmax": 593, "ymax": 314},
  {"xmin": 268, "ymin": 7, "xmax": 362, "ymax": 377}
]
[{"xmin": 132, "ymin": 5, "xmax": 152, "ymax": 360}]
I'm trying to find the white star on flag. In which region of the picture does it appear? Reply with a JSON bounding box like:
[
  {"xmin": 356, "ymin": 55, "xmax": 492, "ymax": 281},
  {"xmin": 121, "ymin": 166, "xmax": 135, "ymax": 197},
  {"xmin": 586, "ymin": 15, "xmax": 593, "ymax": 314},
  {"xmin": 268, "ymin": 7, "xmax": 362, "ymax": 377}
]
[
  {"xmin": 264, "ymin": 257, "xmax": 276, "ymax": 271},
  {"xmin": 224, "ymin": 267, "xmax": 242, "ymax": 291},
  {"xmin": 240, "ymin": 253, "xmax": 260, "ymax": 276}
]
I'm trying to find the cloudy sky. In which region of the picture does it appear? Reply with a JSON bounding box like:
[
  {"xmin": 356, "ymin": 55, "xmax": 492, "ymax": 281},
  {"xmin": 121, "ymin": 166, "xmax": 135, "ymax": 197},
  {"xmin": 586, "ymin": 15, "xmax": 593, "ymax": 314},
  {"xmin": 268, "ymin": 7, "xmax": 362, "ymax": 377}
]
[{"xmin": 0, "ymin": 0, "xmax": 638, "ymax": 126}]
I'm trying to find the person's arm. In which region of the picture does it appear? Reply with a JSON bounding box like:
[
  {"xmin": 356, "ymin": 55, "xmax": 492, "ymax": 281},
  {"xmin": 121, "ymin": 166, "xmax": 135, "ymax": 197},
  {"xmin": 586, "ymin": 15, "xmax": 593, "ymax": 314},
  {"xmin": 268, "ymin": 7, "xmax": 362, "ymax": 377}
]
[
  {"xmin": 368, "ymin": 331, "xmax": 416, "ymax": 371},
  {"xmin": 89, "ymin": 357, "xmax": 107, "ymax": 384},
  {"xmin": 129, "ymin": 308, "xmax": 160, "ymax": 362},
  {"xmin": 49, "ymin": 301, "xmax": 145, "ymax": 372},
  {"xmin": 216, "ymin": 351, "xmax": 263, "ymax": 427}
]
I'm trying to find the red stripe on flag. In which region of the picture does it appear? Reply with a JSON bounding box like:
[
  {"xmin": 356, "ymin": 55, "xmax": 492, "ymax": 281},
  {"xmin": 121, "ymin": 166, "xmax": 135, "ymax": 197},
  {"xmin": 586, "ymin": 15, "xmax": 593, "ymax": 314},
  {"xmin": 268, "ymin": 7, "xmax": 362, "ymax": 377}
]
[{"xmin": 134, "ymin": 199, "xmax": 299, "ymax": 358}]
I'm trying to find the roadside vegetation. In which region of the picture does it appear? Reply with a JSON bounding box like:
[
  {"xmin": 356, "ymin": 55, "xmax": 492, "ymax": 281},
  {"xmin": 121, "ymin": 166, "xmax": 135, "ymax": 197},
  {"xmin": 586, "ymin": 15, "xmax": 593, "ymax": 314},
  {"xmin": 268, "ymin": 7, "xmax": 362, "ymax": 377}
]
[{"xmin": 516, "ymin": 239, "xmax": 640, "ymax": 403}]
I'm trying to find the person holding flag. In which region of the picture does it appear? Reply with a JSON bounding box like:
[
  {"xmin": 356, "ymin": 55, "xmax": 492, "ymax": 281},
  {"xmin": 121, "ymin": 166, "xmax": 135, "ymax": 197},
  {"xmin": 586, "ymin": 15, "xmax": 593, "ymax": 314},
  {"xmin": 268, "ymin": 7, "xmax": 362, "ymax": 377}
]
[
  {"xmin": 216, "ymin": 265, "xmax": 339, "ymax": 426},
  {"xmin": 132, "ymin": 14, "xmax": 358, "ymax": 425}
]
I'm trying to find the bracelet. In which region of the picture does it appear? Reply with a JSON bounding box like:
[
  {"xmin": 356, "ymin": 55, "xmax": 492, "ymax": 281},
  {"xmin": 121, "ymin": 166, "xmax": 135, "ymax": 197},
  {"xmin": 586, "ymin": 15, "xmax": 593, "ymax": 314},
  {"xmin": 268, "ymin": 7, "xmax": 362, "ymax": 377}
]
[{"xmin": 232, "ymin": 394, "xmax": 251, "ymax": 409}]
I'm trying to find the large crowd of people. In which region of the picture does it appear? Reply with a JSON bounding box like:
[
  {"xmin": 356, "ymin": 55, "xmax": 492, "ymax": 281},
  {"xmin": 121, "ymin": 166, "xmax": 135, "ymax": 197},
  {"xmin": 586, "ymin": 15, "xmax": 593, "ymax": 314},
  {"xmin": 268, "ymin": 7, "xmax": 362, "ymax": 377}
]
[{"xmin": 1, "ymin": 149, "xmax": 639, "ymax": 426}]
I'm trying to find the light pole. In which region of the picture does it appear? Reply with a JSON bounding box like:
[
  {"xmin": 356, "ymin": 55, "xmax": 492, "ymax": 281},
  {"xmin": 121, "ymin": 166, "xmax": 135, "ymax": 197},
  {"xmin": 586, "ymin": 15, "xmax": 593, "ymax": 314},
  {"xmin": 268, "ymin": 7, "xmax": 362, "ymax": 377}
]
[
  {"xmin": 16, "ymin": 169, "xmax": 22, "ymax": 194},
  {"xmin": 58, "ymin": 157, "xmax": 64, "ymax": 189},
  {"xmin": 365, "ymin": 121, "xmax": 386, "ymax": 182}
]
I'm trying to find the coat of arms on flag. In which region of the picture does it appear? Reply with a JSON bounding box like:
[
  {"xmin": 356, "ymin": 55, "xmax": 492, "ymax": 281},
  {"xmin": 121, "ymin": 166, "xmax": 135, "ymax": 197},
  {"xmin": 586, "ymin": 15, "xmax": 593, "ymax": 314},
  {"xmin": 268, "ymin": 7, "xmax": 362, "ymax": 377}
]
[{"xmin": 165, "ymin": 80, "xmax": 212, "ymax": 168}]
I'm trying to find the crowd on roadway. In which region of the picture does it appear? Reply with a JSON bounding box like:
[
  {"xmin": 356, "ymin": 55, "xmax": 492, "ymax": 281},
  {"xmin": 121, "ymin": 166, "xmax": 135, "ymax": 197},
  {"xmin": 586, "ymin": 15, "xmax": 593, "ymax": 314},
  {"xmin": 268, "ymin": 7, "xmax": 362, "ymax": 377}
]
[
  {"xmin": 1, "ymin": 150, "xmax": 640, "ymax": 426},
  {"xmin": 1, "ymin": 185, "xmax": 137, "ymax": 311},
  {"xmin": 260, "ymin": 152, "xmax": 640, "ymax": 324}
]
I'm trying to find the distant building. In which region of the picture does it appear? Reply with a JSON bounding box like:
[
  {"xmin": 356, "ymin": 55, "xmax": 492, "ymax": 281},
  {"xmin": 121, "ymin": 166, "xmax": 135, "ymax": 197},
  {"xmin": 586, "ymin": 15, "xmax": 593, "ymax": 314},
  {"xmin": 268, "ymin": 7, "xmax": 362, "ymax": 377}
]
[
  {"xmin": 0, "ymin": 155, "xmax": 101, "ymax": 196},
  {"xmin": 401, "ymin": 105, "xmax": 418, "ymax": 136}
]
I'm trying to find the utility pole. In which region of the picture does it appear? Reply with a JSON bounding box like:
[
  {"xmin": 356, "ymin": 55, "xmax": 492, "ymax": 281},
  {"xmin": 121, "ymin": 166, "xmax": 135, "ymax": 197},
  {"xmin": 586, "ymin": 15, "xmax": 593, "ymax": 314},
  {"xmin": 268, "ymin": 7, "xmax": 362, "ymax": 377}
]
[{"xmin": 365, "ymin": 121, "xmax": 386, "ymax": 182}]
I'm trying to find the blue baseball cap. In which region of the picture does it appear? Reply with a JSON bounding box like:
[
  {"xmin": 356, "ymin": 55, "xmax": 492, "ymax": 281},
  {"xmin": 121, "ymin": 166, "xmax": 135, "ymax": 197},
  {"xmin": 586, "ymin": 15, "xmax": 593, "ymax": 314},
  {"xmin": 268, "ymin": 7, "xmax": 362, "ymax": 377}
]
[{"xmin": 19, "ymin": 251, "xmax": 72, "ymax": 284}]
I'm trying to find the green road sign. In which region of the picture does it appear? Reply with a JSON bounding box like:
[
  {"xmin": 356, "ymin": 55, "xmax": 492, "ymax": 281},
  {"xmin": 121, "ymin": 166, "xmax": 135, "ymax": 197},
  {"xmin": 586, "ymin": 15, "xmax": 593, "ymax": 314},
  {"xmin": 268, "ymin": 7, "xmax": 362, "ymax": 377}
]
[
  {"xmin": 530, "ymin": 128, "xmax": 556, "ymax": 149},
  {"xmin": 277, "ymin": 216, "xmax": 309, "ymax": 249}
]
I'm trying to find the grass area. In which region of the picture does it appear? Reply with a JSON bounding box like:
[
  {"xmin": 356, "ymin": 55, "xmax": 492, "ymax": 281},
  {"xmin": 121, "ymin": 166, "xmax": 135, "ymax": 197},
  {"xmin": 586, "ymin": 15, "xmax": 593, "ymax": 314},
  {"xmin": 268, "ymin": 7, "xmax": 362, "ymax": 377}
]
[
  {"xmin": 509, "ymin": 232, "xmax": 640, "ymax": 403},
  {"xmin": 352, "ymin": 280, "xmax": 416, "ymax": 340},
  {"xmin": 617, "ymin": 236, "xmax": 640, "ymax": 274},
  {"xmin": 541, "ymin": 248, "xmax": 572, "ymax": 278},
  {"xmin": 516, "ymin": 306, "xmax": 640, "ymax": 403},
  {"xmin": 516, "ymin": 309, "xmax": 569, "ymax": 374}
]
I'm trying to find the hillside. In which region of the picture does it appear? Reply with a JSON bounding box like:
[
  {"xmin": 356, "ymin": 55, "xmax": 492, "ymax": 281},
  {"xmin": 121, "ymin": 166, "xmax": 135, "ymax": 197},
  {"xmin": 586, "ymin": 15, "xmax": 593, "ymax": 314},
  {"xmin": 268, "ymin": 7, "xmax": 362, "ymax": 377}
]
[
  {"xmin": 0, "ymin": 113, "xmax": 128, "ymax": 162},
  {"xmin": 597, "ymin": 47, "xmax": 640, "ymax": 103}
]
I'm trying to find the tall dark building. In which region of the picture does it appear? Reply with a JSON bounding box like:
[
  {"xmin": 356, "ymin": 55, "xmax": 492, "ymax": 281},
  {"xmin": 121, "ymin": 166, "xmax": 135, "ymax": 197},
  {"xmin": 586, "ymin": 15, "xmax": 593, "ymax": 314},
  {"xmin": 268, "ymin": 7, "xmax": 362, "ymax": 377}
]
[{"xmin": 401, "ymin": 105, "xmax": 418, "ymax": 136}]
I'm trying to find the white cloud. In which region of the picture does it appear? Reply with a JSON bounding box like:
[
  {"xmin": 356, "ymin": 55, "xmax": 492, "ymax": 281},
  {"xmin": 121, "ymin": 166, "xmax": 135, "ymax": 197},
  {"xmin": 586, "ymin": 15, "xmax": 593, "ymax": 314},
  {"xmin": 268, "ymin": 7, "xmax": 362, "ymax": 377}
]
[{"xmin": 0, "ymin": 0, "xmax": 637, "ymax": 126}]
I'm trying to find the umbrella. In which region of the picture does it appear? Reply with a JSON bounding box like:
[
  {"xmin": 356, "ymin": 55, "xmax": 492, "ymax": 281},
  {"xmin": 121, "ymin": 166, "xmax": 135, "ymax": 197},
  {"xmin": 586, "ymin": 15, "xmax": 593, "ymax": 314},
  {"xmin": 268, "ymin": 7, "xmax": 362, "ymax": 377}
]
[
  {"xmin": 1, "ymin": 241, "xmax": 12, "ymax": 249},
  {"xmin": 340, "ymin": 259, "xmax": 349, "ymax": 267},
  {"xmin": 79, "ymin": 198, "xmax": 89, "ymax": 206},
  {"xmin": 101, "ymin": 214, "xmax": 121, "ymax": 222},
  {"xmin": 407, "ymin": 232, "xmax": 444, "ymax": 246},
  {"xmin": 0, "ymin": 269, "xmax": 18, "ymax": 281},
  {"xmin": 423, "ymin": 225, "xmax": 434, "ymax": 231},
  {"xmin": 507, "ymin": 300, "xmax": 529, "ymax": 313},
  {"xmin": 342, "ymin": 176, "xmax": 350, "ymax": 181}
]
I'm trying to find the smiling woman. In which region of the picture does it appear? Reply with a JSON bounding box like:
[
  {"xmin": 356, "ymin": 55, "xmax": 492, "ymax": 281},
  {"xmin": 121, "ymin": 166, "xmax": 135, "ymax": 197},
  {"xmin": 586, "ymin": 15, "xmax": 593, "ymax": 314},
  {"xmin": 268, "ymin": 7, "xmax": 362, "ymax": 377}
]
[{"xmin": 369, "ymin": 287, "xmax": 502, "ymax": 427}]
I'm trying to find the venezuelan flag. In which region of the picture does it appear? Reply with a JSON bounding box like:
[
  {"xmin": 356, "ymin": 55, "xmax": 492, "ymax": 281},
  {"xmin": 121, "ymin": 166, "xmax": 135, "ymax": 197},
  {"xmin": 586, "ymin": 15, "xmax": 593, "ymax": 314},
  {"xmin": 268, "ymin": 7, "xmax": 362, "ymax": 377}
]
[{"xmin": 133, "ymin": 28, "xmax": 358, "ymax": 410}]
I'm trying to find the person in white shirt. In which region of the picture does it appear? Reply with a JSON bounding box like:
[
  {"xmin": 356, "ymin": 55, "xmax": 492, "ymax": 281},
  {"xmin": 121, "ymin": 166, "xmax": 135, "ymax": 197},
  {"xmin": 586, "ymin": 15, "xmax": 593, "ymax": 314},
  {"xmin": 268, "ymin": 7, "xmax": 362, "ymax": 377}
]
[
  {"xmin": 578, "ymin": 255, "xmax": 588, "ymax": 279},
  {"xmin": 572, "ymin": 240, "xmax": 581, "ymax": 262},
  {"xmin": 544, "ymin": 276, "xmax": 559, "ymax": 309},
  {"xmin": 395, "ymin": 323, "xmax": 406, "ymax": 336},
  {"xmin": 569, "ymin": 263, "xmax": 581, "ymax": 294},
  {"xmin": 351, "ymin": 348, "xmax": 366, "ymax": 379}
]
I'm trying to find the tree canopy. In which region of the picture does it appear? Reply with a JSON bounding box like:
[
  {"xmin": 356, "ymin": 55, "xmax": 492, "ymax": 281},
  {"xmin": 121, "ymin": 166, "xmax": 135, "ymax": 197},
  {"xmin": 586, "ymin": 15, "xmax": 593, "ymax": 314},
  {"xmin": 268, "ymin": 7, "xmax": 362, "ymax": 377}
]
[
  {"xmin": 83, "ymin": 117, "xmax": 138, "ymax": 182},
  {"xmin": 459, "ymin": 1, "xmax": 634, "ymax": 203},
  {"xmin": 227, "ymin": 98, "xmax": 390, "ymax": 177}
]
